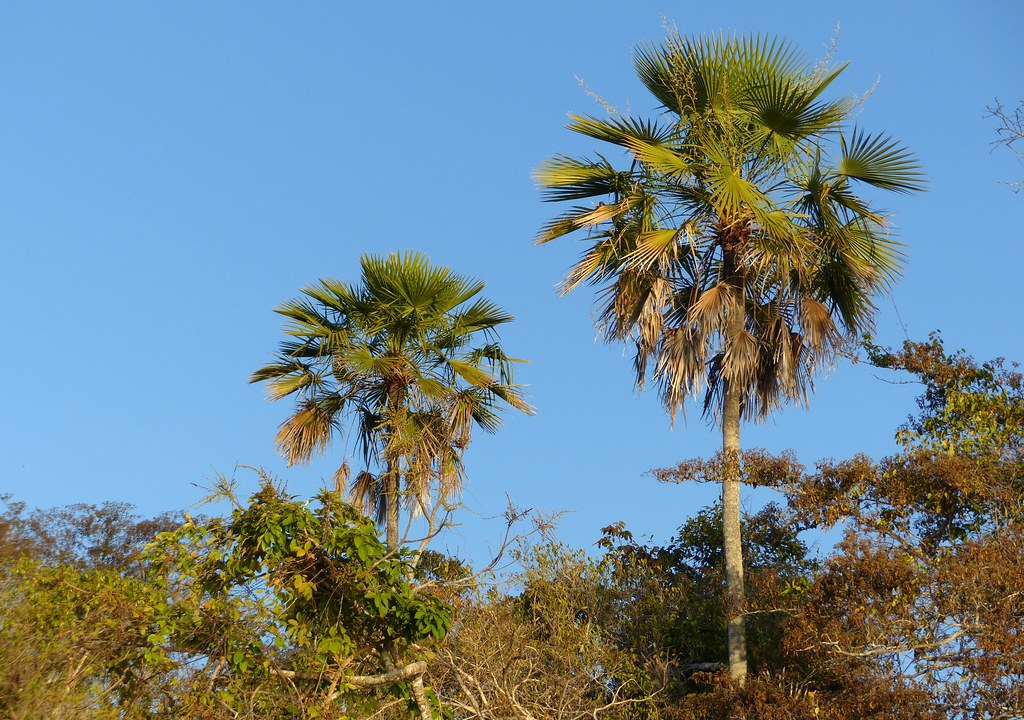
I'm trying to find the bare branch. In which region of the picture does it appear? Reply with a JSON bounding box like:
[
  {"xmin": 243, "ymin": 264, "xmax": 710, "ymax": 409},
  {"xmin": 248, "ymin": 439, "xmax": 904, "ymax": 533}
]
[{"xmin": 988, "ymin": 98, "xmax": 1024, "ymax": 191}]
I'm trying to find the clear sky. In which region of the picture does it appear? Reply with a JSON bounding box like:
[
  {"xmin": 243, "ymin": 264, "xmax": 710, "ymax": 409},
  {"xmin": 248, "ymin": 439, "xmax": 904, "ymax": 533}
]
[{"xmin": 2, "ymin": 2, "xmax": 1022, "ymax": 561}]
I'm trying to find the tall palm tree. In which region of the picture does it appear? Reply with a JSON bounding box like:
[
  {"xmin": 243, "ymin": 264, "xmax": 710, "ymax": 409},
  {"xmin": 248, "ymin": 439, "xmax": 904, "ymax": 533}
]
[
  {"xmin": 535, "ymin": 33, "xmax": 922, "ymax": 682},
  {"xmin": 251, "ymin": 251, "xmax": 534, "ymax": 550}
]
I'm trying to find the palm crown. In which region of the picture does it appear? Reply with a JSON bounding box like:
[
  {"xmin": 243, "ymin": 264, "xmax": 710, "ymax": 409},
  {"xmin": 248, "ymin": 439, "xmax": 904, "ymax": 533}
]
[
  {"xmin": 536, "ymin": 33, "xmax": 924, "ymax": 421},
  {"xmin": 251, "ymin": 251, "xmax": 533, "ymax": 548}
]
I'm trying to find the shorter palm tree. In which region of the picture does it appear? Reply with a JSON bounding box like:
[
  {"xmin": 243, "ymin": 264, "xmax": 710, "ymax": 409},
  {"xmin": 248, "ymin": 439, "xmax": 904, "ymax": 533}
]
[{"xmin": 251, "ymin": 251, "xmax": 533, "ymax": 550}]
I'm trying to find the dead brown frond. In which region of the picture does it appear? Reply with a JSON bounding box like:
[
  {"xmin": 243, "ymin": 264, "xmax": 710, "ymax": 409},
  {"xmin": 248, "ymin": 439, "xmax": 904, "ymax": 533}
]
[
  {"xmin": 274, "ymin": 401, "xmax": 334, "ymax": 466},
  {"xmin": 349, "ymin": 470, "xmax": 384, "ymax": 526},
  {"xmin": 635, "ymin": 276, "xmax": 671, "ymax": 358},
  {"xmin": 800, "ymin": 298, "xmax": 841, "ymax": 350},
  {"xmin": 688, "ymin": 284, "xmax": 731, "ymax": 336},
  {"xmin": 655, "ymin": 326, "xmax": 706, "ymax": 423},
  {"xmin": 722, "ymin": 329, "xmax": 761, "ymax": 391},
  {"xmin": 332, "ymin": 461, "xmax": 350, "ymax": 496}
]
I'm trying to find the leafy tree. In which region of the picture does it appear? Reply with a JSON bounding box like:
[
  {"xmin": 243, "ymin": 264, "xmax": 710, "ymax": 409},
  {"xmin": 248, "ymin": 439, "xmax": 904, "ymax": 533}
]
[
  {"xmin": 0, "ymin": 496, "xmax": 183, "ymax": 574},
  {"xmin": 0, "ymin": 496, "xmax": 41, "ymax": 564},
  {"xmin": 429, "ymin": 536, "xmax": 659, "ymax": 720},
  {"xmin": 143, "ymin": 479, "xmax": 452, "ymax": 719},
  {"xmin": 597, "ymin": 493, "xmax": 814, "ymax": 702},
  {"xmin": 251, "ymin": 251, "xmax": 533, "ymax": 550},
  {"xmin": 782, "ymin": 337, "xmax": 1024, "ymax": 718},
  {"xmin": 0, "ymin": 500, "xmax": 182, "ymax": 719},
  {"xmin": 0, "ymin": 560, "xmax": 161, "ymax": 720},
  {"xmin": 0, "ymin": 484, "xmax": 457, "ymax": 720},
  {"xmin": 535, "ymin": 31, "xmax": 922, "ymax": 681}
]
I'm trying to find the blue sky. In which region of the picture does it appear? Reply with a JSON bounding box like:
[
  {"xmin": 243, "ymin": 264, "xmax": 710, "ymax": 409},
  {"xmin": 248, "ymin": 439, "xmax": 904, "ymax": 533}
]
[{"xmin": 2, "ymin": 2, "xmax": 1022, "ymax": 560}]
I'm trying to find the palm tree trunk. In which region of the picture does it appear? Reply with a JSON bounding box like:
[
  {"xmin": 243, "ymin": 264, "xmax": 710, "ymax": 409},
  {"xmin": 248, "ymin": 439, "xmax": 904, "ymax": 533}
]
[
  {"xmin": 384, "ymin": 465, "xmax": 400, "ymax": 551},
  {"xmin": 722, "ymin": 244, "xmax": 748, "ymax": 685},
  {"xmin": 722, "ymin": 379, "xmax": 747, "ymax": 684},
  {"xmin": 385, "ymin": 380, "xmax": 405, "ymax": 552}
]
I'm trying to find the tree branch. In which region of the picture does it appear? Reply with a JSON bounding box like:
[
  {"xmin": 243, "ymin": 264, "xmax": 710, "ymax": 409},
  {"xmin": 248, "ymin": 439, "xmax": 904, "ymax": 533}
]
[{"xmin": 272, "ymin": 659, "xmax": 428, "ymax": 691}]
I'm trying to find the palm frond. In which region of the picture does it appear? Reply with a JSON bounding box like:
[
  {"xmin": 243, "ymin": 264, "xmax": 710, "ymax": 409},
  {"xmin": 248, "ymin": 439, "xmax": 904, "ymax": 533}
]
[
  {"xmin": 253, "ymin": 360, "xmax": 323, "ymax": 401},
  {"xmin": 634, "ymin": 41, "xmax": 687, "ymax": 115},
  {"xmin": 331, "ymin": 461, "xmax": 350, "ymax": 496},
  {"xmin": 274, "ymin": 395, "xmax": 343, "ymax": 466},
  {"xmin": 565, "ymin": 114, "xmax": 673, "ymax": 148},
  {"xmin": 446, "ymin": 358, "xmax": 497, "ymax": 388},
  {"xmin": 533, "ymin": 155, "xmax": 626, "ymax": 202},
  {"xmin": 734, "ymin": 33, "xmax": 807, "ymax": 81},
  {"xmin": 687, "ymin": 284, "xmax": 732, "ymax": 337},
  {"xmin": 838, "ymin": 129, "xmax": 925, "ymax": 193},
  {"xmin": 703, "ymin": 147, "xmax": 774, "ymax": 220},
  {"xmin": 655, "ymin": 325, "xmax": 707, "ymax": 424},
  {"xmin": 742, "ymin": 71, "xmax": 848, "ymax": 148},
  {"xmin": 623, "ymin": 228, "xmax": 681, "ymax": 271},
  {"xmin": 560, "ymin": 236, "xmax": 623, "ymax": 294},
  {"xmin": 449, "ymin": 297, "xmax": 515, "ymax": 335},
  {"xmin": 623, "ymin": 136, "xmax": 692, "ymax": 179},
  {"xmin": 799, "ymin": 297, "xmax": 842, "ymax": 349},
  {"xmin": 486, "ymin": 384, "xmax": 536, "ymax": 417},
  {"xmin": 535, "ymin": 194, "xmax": 640, "ymax": 244},
  {"xmin": 348, "ymin": 470, "xmax": 384, "ymax": 526},
  {"xmin": 830, "ymin": 214, "xmax": 907, "ymax": 290}
]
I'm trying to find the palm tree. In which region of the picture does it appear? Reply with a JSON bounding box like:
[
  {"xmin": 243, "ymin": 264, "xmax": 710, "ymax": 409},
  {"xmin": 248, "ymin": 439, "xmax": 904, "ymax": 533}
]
[
  {"xmin": 535, "ymin": 32, "xmax": 922, "ymax": 682},
  {"xmin": 251, "ymin": 251, "xmax": 534, "ymax": 550}
]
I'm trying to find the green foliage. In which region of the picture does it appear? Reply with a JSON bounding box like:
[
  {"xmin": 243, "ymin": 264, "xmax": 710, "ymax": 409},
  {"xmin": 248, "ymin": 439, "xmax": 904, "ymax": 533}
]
[
  {"xmin": 0, "ymin": 485, "xmax": 455, "ymax": 719},
  {"xmin": 0, "ymin": 557, "xmax": 162, "ymax": 718},
  {"xmin": 143, "ymin": 480, "xmax": 451, "ymax": 717},
  {"xmin": 598, "ymin": 500, "xmax": 814, "ymax": 690},
  {"xmin": 0, "ymin": 498, "xmax": 187, "ymax": 718},
  {"xmin": 866, "ymin": 332, "xmax": 1024, "ymax": 457},
  {"xmin": 793, "ymin": 335, "xmax": 1024, "ymax": 547}
]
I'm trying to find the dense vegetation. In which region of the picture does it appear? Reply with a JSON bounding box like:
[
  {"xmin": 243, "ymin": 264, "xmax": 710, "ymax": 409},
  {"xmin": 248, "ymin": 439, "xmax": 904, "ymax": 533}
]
[
  {"xmin": 5, "ymin": 30, "xmax": 1020, "ymax": 720},
  {"xmin": 3, "ymin": 336, "xmax": 1023, "ymax": 719}
]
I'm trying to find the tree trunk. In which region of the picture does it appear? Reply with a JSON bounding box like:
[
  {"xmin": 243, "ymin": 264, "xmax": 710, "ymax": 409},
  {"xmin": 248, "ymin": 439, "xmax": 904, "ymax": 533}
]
[
  {"xmin": 384, "ymin": 466, "xmax": 400, "ymax": 551},
  {"xmin": 722, "ymin": 380, "xmax": 747, "ymax": 684},
  {"xmin": 385, "ymin": 380, "xmax": 405, "ymax": 552},
  {"xmin": 722, "ymin": 244, "xmax": 748, "ymax": 685}
]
